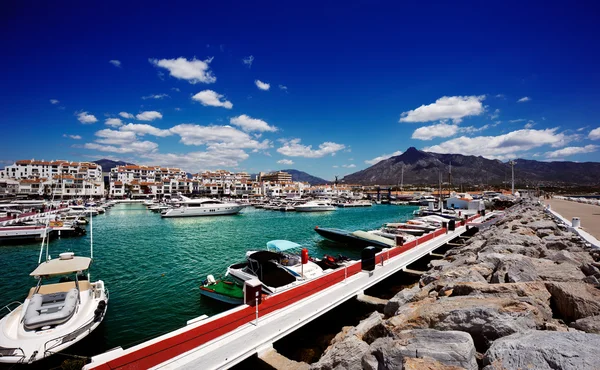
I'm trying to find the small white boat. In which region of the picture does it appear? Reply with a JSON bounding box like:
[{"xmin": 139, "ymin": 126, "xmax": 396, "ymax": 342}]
[
  {"xmin": 0, "ymin": 252, "xmax": 108, "ymax": 364},
  {"xmin": 161, "ymin": 196, "xmax": 243, "ymax": 218},
  {"xmin": 294, "ymin": 201, "xmax": 336, "ymax": 212}
]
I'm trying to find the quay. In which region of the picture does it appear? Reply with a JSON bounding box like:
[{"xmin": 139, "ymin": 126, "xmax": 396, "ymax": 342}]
[
  {"xmin": 84, "ymin": 213, "xmax": 488, "ymax": 370},
  {"xmin": 543, "ymin": 197, "xmax": 600, "ymax": 240},
  {"xmin": 0, "ymin": 206, "xmax": 68, "ymax": 227}
]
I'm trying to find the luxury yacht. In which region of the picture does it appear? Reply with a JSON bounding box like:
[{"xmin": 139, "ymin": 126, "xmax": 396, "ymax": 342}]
[
  {"xmin": 294, "ymin": 201, "xmax": 336, "ymax": 212},
  {"xmin": 161, "ymin": 196, "xmax": 243, "ymax": 218}
]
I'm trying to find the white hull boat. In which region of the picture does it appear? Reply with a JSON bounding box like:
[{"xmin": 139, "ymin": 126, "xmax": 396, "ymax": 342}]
[
  {"xmin": 161, "ymin": 196, "xmax": 243, "ymax": 218},
  {"xmin": 294, "ymin": 201, "xmax": 336, "ymax": 212}
]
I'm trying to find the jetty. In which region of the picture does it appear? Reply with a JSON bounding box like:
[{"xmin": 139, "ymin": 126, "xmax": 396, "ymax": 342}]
[{"xmin": 84, "ymin": 214, "xmax": 489, "ymax": 369}]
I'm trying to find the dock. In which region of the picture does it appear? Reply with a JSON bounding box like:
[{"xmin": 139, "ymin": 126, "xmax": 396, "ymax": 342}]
[
  {"xmin": 84, "ymin": 213, "xmax": 488, "ymax": 370},
  {"xmin": 543, "ymin": 197, "xmax": 600, "ymax": 240}
]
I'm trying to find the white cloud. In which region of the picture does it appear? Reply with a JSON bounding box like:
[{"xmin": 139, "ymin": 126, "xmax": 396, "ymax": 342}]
[
  {"xmin": 142, "ymin": 94, "xmax": 169, "ymax": 100},
  {"xmin": 191, "ymin": 90, "xmax": 233, "ymax": 109},
  {"xmin": 490, "ymin": 109, "xmax": 500, "ymax": 120},
  {"xmin": 149, "ymin": 57, "xmax": 216, "ymax": 84},
  {"xmin": 136, "ymin": 111, "xmax": 163, "ymax": 121},
  {"xmin": 230, "ymin": 115, "xmax": 277, "ymax": 132},
  {"xmin": 460, "ymin": 124, "xmax": 492, "ymax": 134},
  {"xmin": 84, "ymin": 141, "xmax": 158, "ymax": 154},
  {"xmin": 279, "ymin": 85, "xmax": 288, "ymax": 91},
  {"xmin": 242, "ymin": 55, "xmax": 254, "ymax": 68},
  {"xmin": 120, "ymin": 123, "xmax": 172, "ymax": 137},
  {"xmin": 399, "ymin": 95, "xmax": 485, "ymax": 124},
  {"xmin": 424, "ymin": 128, "xmax": 573, "ymax": 160},
  {"xmin": 589, "ymin": 127, "xmax": 600, "ymax": 140},
  {"xmin": 342, "ymin": 164, "xmax": 356, "ymax": 168},
  {"xmin": 255, "ymin": 80, "xmax": 270, "ymax": 91},
  {"xmin": 119, "ymin": 112, "xmax": 134, "ymax": 119},
  {"xmin": 170, "ymin": 124, "xmax": 271, "ymax": 150},
  {"xmin": 174, "ymin": 107, "xmax": 181, "ymax": 111},
  {"xmin": 277, "ymin": 139, "xmax": 345, "ymax": 158},
  {"xmin": 517, "ymin": 96, "xmax": 531, "ymax": 103},
  {"xmin": 109, "ymin": 60, "xmax": 121, "ymax": 68},
  {"xmin": 94, "ymin": 129, "xmax": 137, "ymax": 145},
  {"xmin": 277, "ymin": 159, "xmax": 294, "ymax": 165},
  {"xmin": 63, "ymin": 134, "xmax": 81, "ymax": 140},
  {"xmin": 105, "ymin": 118, "xmax": 123, "ymax": 127},
  {"xmin": 171, "ymin": 87, "xmax": 180, "ymax": 92},
  {"xmin": 495, "ymin": 94, "xmax": 505, "ymax": 99},
  {"xmin": 141, "ymin": 148, "xmax": 249, "ymax": 171},
  {"xmin": 412, "ymin": 123, "xmax": 459, "ymax": 140},
  {"xmin": 545, "ymin": 145, "xmax": 598, "ymax": 158},
  {"xmin": 50, "ymin": 99, "xmax": 59, "ymax": 104},
  {"xmin": 524, "ymin": 121, "xmax": 536, "ymax": 129},
  {"xmin": 365, "ymin": 150, "xmax": 403, "ymax": 165},
  {"xmin": 509, "ymin": 119, "xmax": 526, "ymax": 123},
  {"xmin": 77, "ymin": 111, "xmax": 98, "ymax": 124}
]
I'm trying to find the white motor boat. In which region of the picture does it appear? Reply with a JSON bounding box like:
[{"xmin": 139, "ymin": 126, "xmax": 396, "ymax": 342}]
[
  {"xmin": 0, "ymin": 252, "xmax": 108, "ymax": 364},
  {"xmin": 294, "ymin": 201, "xmax": 336, "ymax": 212},
  {"xmin": 161, "ymin": 196, "xmax": 243, "ymax": 218}
]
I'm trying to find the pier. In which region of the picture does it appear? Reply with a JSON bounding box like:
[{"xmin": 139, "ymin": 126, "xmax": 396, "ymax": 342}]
[
  {"xmin": 84, "ymin": 213, "xmax": 487, "ymax": 370},
  {"xmin": 543, "ymin": 197, "xmax": 600, "ymax": 240}
]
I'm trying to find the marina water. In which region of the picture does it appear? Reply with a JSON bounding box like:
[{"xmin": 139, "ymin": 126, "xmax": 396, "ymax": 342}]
[{"xmin": 0, "ymin": 203, "xmax": 417, "ymax": 358}]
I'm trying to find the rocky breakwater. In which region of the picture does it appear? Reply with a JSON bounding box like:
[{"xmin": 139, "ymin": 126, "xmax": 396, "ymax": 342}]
[{"xmin": 310, "ymin": 202, "xmax": 600, "ymax": 370}]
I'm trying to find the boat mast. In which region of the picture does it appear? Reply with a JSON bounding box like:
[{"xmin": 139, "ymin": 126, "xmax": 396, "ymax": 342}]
[{"xmin": 509, "ymin": 160, "xmax": 516, "ymax": 195}]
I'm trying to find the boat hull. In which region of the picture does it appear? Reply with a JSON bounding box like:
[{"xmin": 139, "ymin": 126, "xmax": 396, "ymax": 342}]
[
  {"xmin": 161, "ymin": 205, "xmax": 244, "ymax": 218},
  {"xmin": 199, "ymin": 285, "xmax": 243, "ymax": 305},
  {"xmin": 314, "ymin": 227, "xmax": 388, "ymax": 249}
]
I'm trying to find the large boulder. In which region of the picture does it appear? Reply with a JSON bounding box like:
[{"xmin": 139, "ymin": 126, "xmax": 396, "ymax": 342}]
[
  {"xmin": 485, "ymin": 232, "xmax": 542, "ymax": 248},
  {"xmin": 526, "ymin": 220, "xmax": 557, "ymax": 231},
  {"xmin": 545, "ymin": 282, "xmax": 600, "ymax": 322},
  {"xmin": 384, "ymin": 285, "xmax": 421, "ymax": 317},
  {"xmin": 569, "ymin": 315, "xmax": 600, "ymax": 334},
  {"xmin": 310, "ymin": 335, "xmax": 369, "ymax": 370},
  {"xmin": 362, "ymin": 330, "xmax": 477, "ymax": 370},
  {"xmin": 449, "ymin": 281, "xmax": 553, "ymax": 320},
  {"xmin": 387, "ymin": 296, "xmax": 541, "ymax": 351},
  {"xmin": 403, "ymin": 357, "xmax": 465, "ymax": 370},
  {"xmin": 483, "ymin": 330, "xmax": 600, "ymax": 370},
  {"xmin": 481, "ymin": 253, "xmax": 586, "ymax": 283},
  {"xmin": 329, "ymin": 312, "xmax": 385, "ymax": 348}
]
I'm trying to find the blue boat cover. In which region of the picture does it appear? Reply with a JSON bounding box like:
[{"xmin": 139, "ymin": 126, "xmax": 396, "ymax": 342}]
[{"xmin": 266, "ymin": 240, "xmax": 302, "ymax": 251}]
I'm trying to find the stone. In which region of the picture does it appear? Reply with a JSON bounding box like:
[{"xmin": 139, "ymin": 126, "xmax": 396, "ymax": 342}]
[
  {"xmin": 480, "ymin": 243, "xmax": 545, "ymax": 259},
  {"xmin": 449, "ymin": 282, "xmax": 553, "ymax": 320},
  {"xmin": 569, "ymin": 315, "xmax": 600, "ymax": 334},
  {"xmin": 536, "ymin": 228, "xmax": 554, "ymax": 238},
  {"xmin": 545, "ymin": 282, "xmax": 600, "ymax": 322},
  {"xmin": 483, "ymin": 330, "xmax": 600, "ymax": 370},
  {"xmin": 329, "ymin": 312, "xmax": 385, "ymax": 347},
  {"xmin": 582, "ymin": 263, "xmax": 600, "ymax": 276},
  {"xmin": 310, "ymin": 335, "xmax": 369, "ymax": 370},
  {"xmin": 485, "ymin": 232, "xmax": 542, "ymax": 248},
  {"xmin": 384, "ymin": 285, "xmax": 421, "ymax": 317},
  {"xmin": 403, "ymin": 357, "xmax": 465, "ymax": 370},
  {"xmin": 526, "ymin": 220, "xmax": 557, "ymax": 231},
  {"xmin": 481, "ymin": 253, "xmax": 586, "ymax": 283},
  {"xmin": 363, "ymin": 330, "xmax": 477, "ymax": 370},
  {"xmin": 582, "ymin": 275, "xmax": 600, "ymax": 286},
  {"xmin": 387, "ymin": 296, "xmax": 541, "ymax": 351}
]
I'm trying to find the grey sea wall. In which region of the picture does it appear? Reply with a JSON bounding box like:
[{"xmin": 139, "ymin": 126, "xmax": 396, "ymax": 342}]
[{"xmin": 310, "ymin": 202, "xmax": 600, "ymax": 370}]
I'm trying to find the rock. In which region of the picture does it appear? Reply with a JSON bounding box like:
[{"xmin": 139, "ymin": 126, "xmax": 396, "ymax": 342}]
[
  {"xmin": 363, "ymin": 330, "xmax": 477, "ymax": 370},
  {"xmin": 526, "ymin": 220, "xmax": 557, "ymax": 231},
  {"xmin": 403, "ymin": 357, "xmax": 465, "ymax": 370},
  {"xmin": 449, "ymin": 282, "xmax": 553, "ymax": 320},
  {"xmin": 310, "ymin": 335, "xmax": 369, "ymax": 370},
  {"xmin": 548, "ymin": 250, "xmax": 594, "ymax": 266},
  {"xmin": 543, "ymin": 235, "xmax": 583, "ymax": 251},
  {"xmin": 481, "ymin": 253, "xmax": 586, "ymax": 283},
  {"xmin": 485, "ymin": 232, "xmax": 542, "ymax": 248},
  {"xmin": 536, "ymin": 228, "xmax": 554, "ymax": 238},
  {"xmin": 329, "ymin": 312, "xmax": 385, "ymax": 347},
  {"xmin": 545, "ymin": 282, "xmax": 600, "ymax": 322},
  {"xmin": 384, "ymin": 285, "xmax": 421, "ymax": 317},
  {"xmin": 387, "ymin": 296, "xmax": 541, "ymax": 351},
  {"xmin": 569, "ymin": 315, "xmax": 600, "ymax": 334},
  {"xmin": 582, "ymin": 275, "xmax": 600, "ymax": 286},
  {"xmin": 582, "ymin": 263, "xmax": 600, "ymax": 276},
  {"xmin": 480, "ymin": 243, "xmax": 545, "ymax": 258},
  {"xmin": 483, "ymin": 330, "xmax": 600, "ymax": 370},
  {"xmin": 490, "ymin": 255, "xmax": 539, "ymax": 283}
]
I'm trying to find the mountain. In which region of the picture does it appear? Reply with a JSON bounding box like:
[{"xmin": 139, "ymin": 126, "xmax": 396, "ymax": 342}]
[
  {"xmin": 93, "ymin": 159, "xmax": 135, "ymax": 171},
  {"xmin": 342, "ymin": 147, "xmax": 600, "ymax": 186},
  {"xmin": 281, "ymin": 169, "xmax": 329, "ymax": 185}
]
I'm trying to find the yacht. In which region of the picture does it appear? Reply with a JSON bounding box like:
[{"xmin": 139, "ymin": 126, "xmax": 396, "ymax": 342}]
[
  {"xmin": 294, "ymin": 201, "xmax": 336, "ymax": 212},
  {"xmin": 161, "ymin": 196, "xmax": 243, "ymax": 218}
]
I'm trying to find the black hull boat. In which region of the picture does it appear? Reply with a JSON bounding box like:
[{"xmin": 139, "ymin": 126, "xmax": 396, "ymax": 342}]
[{"xmin": 314, "ymin": 227, "xmax": 391, "ymax": 249}]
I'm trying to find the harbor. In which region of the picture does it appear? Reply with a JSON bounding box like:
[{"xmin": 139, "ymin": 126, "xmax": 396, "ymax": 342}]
[{"xmin": 0, "ymin": 202, "xmax": 423, "ymax": 368}]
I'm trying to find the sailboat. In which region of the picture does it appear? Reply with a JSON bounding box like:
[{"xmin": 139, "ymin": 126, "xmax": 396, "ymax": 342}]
[{"xmin": 0, "ymin": 207, "xmax": 108, "ymax": 364}]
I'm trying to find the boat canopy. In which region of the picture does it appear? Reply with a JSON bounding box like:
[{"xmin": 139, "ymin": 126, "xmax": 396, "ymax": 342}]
[
  {"xmin": 266, "ymin": 240, "xmax": 302, "ymax": 252},
  {"xmin": 30, "ymin": 256, "xmax": 92, "ymax": 277}
]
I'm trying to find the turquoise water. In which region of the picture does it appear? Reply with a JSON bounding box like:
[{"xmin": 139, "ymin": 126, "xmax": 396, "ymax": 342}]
[{"xmin": 0, "ymin": 204, "xmax": 417, "ymax": 354}]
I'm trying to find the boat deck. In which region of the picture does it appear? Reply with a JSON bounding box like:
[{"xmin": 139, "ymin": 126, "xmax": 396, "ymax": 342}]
[{"xmin": 27, "ymin": 281, "xmax": 90, "ymax": 298}]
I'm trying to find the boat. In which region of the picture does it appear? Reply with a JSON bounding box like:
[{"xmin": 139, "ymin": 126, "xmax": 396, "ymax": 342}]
[
  {"xmin": 0, "ymin": 223, "xmax": 53, "ymax": 244},
  {"xmin": 161, "ymin": 196, "xmax": 244, "ymax": 218},
  {"xmin": 314, "ymin": 227, "xmax": 394, "ymax": 249},
  {"xmin": 199, "ymin": 275, "xmax": 244, "ymax": 305},
  {"xmin": 227, "ymin": 240, "xmax": 338, "ymax": 294},
  {"xmin": 294, "ymin": 201, "xmax": 336, "ymax": 212}
]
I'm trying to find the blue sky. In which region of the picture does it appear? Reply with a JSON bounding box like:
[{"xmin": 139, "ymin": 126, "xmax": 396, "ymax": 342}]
[{"xmin": 1, "ymin": 1, "xmax": 599, "ymax": 180}]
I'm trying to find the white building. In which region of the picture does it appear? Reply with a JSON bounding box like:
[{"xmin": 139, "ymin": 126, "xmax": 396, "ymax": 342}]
[{"xmin": 0, "ymin": 159, "xmax": 104, "ymax": 198}]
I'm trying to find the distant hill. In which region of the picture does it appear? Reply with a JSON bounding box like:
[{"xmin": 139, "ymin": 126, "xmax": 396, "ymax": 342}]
[
  {"xmin": 93, "ymin": 159, "xmax": 135, "ymax": 171},
  {"xmin": 281, "ymin": 169, "xmax": 329, "ymax": 185},
  {"xmin": 342, "ymin": 147, "xmax": 600, "ymax": 186}
]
